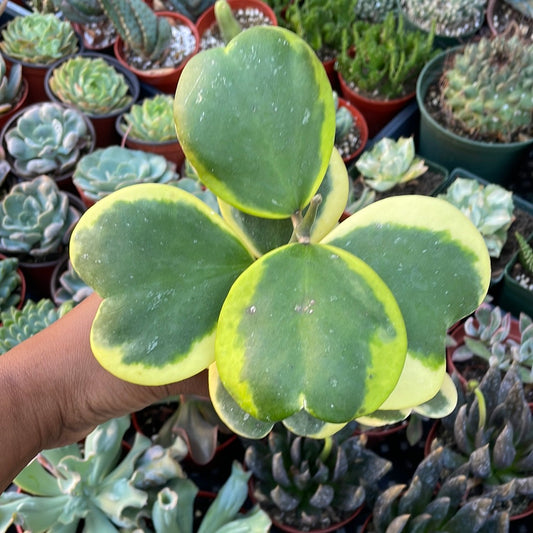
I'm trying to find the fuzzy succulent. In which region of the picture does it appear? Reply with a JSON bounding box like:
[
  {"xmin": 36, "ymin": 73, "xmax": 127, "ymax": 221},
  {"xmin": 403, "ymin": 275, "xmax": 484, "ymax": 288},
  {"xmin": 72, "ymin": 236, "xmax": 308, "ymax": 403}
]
[
  {"xmin": 0, "ymin": 176, "xmax": 81, "ymax": 258},
  {"xmin": 4, "ymin": 102, "xmax": 93, "ymax": 179},
  {"xmin": 48, "ymin": 56, "xmax": 133, "ymax": 115},
  {"xmin": 53, "ymin": 259, "xmax": 93, "ymax": 305},
  {"xmin": 355, "ymin": 136, "xmax": 428, "ymax": 192},
  {"xmin": 73, "ymin": 146, "xmax": 179, "ymax": 202},
  {"xmin": 0, "ymin": 256, "xmax": 21, "ymax": 313},
  {"xmin": 366, "ymin": 445, "xmax": 510, "ymax": 532},
  {"xmin": 441, "ymin": 35, "xmax": 533, "ymax": 143},
  {"xmin": 400, "ymin": 0, "xmax": 487, "ymax": 37},
  {"xmin": 353, "ymin": 0, "xmax": 396, "ymax": 22},
  {"xmin": 244, "ymin": 424, "xmax": 391, "ymax": 531},
  {"xmin": 0, "ymin": 13, "xmax": 79, "ymax": 65},
  {"xmin": 0, "ymin": 55, "xmax": 22, "ymax": 115},
  {"xmin": 438, "ymin": 177, "xmax": 515, "ymax": 258},
  {"xmin": 0, "ymin": 298, "xmax": 73, "ymax": 354},
  {"xmin": 118, "ymin": 94, "xmax": 176, "ymax": 142}
]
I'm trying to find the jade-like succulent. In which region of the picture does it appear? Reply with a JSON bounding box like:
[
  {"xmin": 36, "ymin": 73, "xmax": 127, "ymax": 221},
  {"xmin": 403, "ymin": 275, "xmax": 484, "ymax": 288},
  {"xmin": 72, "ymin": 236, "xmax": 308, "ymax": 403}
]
[
  {"xmin": 0, "ymin": 256, "xmax": 21, "ymax": 313},
  {"xmin": 118, "ymin": 94, "xmax": 176, "ymax": 142},
  {"xmin": 353, "ymin": 0, "xmax": 396, "ymax": 22},
  {"xmin": 244, "ymin": 423, "xmax": 391, "ymax": 531},
  {"xmin": 400, "ymin": 0, "xmax": 487, "ymax": 38},
  {"xmin": 335, "ymin": 11, "xmax": 437, "ymax": 99},
  {"xmin": 73, "ymin": 146, "xmax": 179, "ymax": 202},
  {"xmin": 0, "ymin": 55, "xmax": 22, "ymax": 115},
  {"xmin": 441, "ymin": 35, "xmax": 533, "ymax": 143},
  {"xmin": 0, "ymin": 298, "xmax": 73, "ymax": 354},
  {"xmin": 48, "ymin": 56, "xmax": 133, "ymax": 115},
  {"xmin": 438, "ymin": 177, "xmax": 515, "ymax": 258},
  {"xmin": 4, "ymin": 102, "xmax": 93, "ymax": 179},
  {"xmin": 53, "ymin": 259, "xmax": 93, "ymax": 305},
  {"xmin": 366, "ymin": 445, "xmax": 510, "ymax": 532},
  {"xmin": 0, "ymin": 175, "xmax": 81, "ymax": 258},
  {"xmin": 0, "ymin": 13, "xmax": 79, "ymax": 65},
  {"xmin": 355, "ymin": 136, "xmax": 428, "ymax": 192}
]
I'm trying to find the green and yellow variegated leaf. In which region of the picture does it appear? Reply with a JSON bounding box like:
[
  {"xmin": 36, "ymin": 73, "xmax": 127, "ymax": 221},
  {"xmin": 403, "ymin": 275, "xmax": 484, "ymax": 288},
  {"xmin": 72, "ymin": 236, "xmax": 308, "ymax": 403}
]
[
  {"xmin": 218, "ymin": 148, "xmax": 349, "ymax": 257},
  {"xmin": 174, "ymin": 25, "xmax": 335, "ymax": 218},
  {"xmin": 324, "ymin": 195, "xmax": 490, "ymax": 410},
  {"xmin": 414, "ymin": 372, "xmax": 457, "ymax": 418},
  {"xmin": 355, "ymin": 409, "xmax": 411, "ymax": 428},
  {"xmin": 215, "ymin": 242, "xmax": 408, "ymax": 425},
  {"xmin": 70, "ymin": 183, "xmax": 254, "ymax": 385}
]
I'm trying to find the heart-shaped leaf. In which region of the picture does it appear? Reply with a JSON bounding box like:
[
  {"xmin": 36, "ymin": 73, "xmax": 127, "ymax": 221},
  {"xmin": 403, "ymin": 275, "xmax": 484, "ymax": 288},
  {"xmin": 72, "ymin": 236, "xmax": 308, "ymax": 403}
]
[
  {"xmin": 174, "ymin": 25, "xmax": 335, "ymax": 218},
  {"xmin": 70, "ymin": 183, "xmax": 254, "ymax": 385}
]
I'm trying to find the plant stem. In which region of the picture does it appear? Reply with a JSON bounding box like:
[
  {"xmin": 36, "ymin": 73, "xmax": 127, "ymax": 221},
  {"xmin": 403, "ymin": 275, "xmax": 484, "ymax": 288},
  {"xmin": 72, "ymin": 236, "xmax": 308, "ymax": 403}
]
[
  {"xmin": 319, "ymin": 436, "xmax": 333, "ymax": 463},
  {"xmin": 289, "ymin": 194, "xmax": 322, "ymax": 244}
]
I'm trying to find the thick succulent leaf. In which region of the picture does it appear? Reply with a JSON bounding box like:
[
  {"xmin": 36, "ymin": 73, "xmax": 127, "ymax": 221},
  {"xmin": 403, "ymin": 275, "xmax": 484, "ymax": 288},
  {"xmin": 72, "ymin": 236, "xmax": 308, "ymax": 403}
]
[
  {"xmin": 355, "ymin": 409, "xmax": 410, "ymax": 427},
  {"xmin": 373, "ymin": 484, "xmax": 407, "ymax": 531},
  {"xmin": 324, "ymin": 195, "xmax": 491, "ymax": 410},
  {"xmin": 70, "ymin": 183, "xmax": 253, "ymax": 385},
  {"xmin": 282, "ymin": 410, "xmax": 347, "ymax": 438},
  {"xmin": 13, "ymin": 458, "xmax": 63, "ymax": 496},
  {"xmin": 215, "ymin": 242, "xmax": 407, "ymax": 424},
  {"xmin": 413, "ymin": 372, "xmax": 458, "ymax": 418},
  {"xmin": 174, "ymin": 25, "xmax": 335, "ymax": 218},
  {"xmin": 218, "ymin": 148, "xmax": 349, "ymax": 257}
]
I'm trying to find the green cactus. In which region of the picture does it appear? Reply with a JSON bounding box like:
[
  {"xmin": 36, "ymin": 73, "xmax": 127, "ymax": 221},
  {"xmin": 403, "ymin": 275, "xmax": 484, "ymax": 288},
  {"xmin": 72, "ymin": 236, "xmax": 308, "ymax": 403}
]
[
  {"xmin": 438, "ymin": 177, "xmax": 515, "ymax": 258},
  {"xmin": 160, "ymin": 0, "xmax": 216, "ymax": 22},
  {"xmin": 52, "ymin": 0, "xmax": 106, "ymax": 23},
  {"xmin": 441, "ymin": 35, "xmax": 533, "ymax": 143},
  {"xmin": 0, "ymin": 298, "xmax": 74, "ymax": 354},
  {"xmin": 4, "ymin": 102, "xmax": 94, "ymax": 179},
  {"xmin": 53, "ymin": 259, "xmax": 93, "ymax": 305},
  {"xmin": 0, "ymin": 257, "xmax": 21, "ymax": 313},
  {"xmin": 0, "ymin": 13, "xmax": 79, "ymax": 65},
  {"xmin": 118, "ymin": 94, "xmax": 176, "ymax": 142},
  {"xmin": 353, "ymin": 0, "xmax": 396, "ymax": 22},
  {"xmin": 0, "ymin": 176, "xmax": 81, "ymax": 258},
  {"xmin": 355, "ymin": 136, "xmax": 428, "ymax": 192},
  {"xmin": 516, "ymin": 231, "xmax": 533, "ymax": 277},
  {"xmin": 48, "ymin": 55, "xmax": 133, "ymax": 115},
  {"xmin": 73, "ymin": 146, "xmax": 179, "ymax": 202},
  {"xmin": 0, "ymin": 55, "xmax": 22, "ymax": 115}
]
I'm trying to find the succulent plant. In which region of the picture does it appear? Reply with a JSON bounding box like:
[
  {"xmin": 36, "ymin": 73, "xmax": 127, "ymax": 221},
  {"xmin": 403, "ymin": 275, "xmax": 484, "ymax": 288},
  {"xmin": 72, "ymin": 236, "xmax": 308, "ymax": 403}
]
[
  {"xmin": 366, "ymin": 445, "xmax": 510, "ymax": 532},
  {"xmin": 438, "ymin": 177, "xmax": 515, "ymax": 258},
  {"xmin": 51, "ymin": 0, "xmax": 106, "ymax": 24},
  {"xmin": 333, "ymin": 91, "xmax": 354, "ymax": 144},
  {"xmin": 244, "ymin": 423, "xmax": 391, "ymax": 531},
  {"xmin": 516, "ymin": 231, "xmax": 533, "ymax": 277},
  {"xmin": 335, "ymin": 11, "xmax": 437, "ymax": 100},
  {"xmin": 0, "ymin": 175, "xmax": 81, "ymax": 258},
  {"xmin": 48, "ymin": 55, "xmax": 133, "ymax": 115},
  {"xmin": 53, "ymin": 259, "xmax": 93, "ymax": 305},
  {"xmin": 0, "ymin": 55, "xmax": 22, "ymax": 115},
  {"xmin": 73, "ymin": 146, "xmax": 179, "ymax": 202},
  {"xmin": 174, "ymin": 176, "xmax": 220, "ymax": 213},
  {"xmin": 0, "ymin": 298, "xmax": 73, "ymax": 354},
  {"xmin": 0, "ymin": 256, "xmax": 21, "ymax": 313},
  {"xmin": 4, "ymin": 102, "xmax": 94, "ymax": 179},
  {"xmin": 118, "ymin": 94, "xmax": 176, "ymax": 142},
  {"xmin": 353, "ymin": 0, "xmax": 396, "ymax": 22},
  {"xmin": 0, "ymin": 13, "xmax": 79, "ymax": 65},
  {"xmin": 441, "ymin": 35, "xmax": 533, "ymax": 143},
  {"xmin": 400, "ymin": 0, "xmax": 487, "ymax": 38},
  {"xmin": 161, "ymin": 0, "xmax": 217, "ymax": 22},
  {"xmin": 355, "ymin": 136, "xmax": 428, "ymax": 192}
]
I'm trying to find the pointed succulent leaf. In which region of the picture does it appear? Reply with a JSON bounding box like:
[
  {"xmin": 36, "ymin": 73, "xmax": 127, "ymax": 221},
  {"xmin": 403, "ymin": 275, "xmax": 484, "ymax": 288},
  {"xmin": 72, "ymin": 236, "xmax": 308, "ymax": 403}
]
[
  {"xmin": 309, "ymin": 484, "xmax": 335, "ymax": 509},
  {"xmin": 272, "ymin": 452, "xmax": 291, "ymax": 487},
  {"xmin": 372, "ymin": 484, "xmax": 407, "ymax": 531},
  {"xmin": 386, "ymin": 514, "xmax": 411, "ymax": 533},
  {"xmin": 492, "ymin": 423, "xmax": 516, "ymax": 471},
  {"xmin": 270, "ymin": 485, "xmax": 300, "ymax": 512},
  {"xmin": 469, "ymin": 444, "xmax": 492, "ymax": 479},
  {"xmin": 175, "ymin": 25, "xmax": 335, "ymax": 218}
]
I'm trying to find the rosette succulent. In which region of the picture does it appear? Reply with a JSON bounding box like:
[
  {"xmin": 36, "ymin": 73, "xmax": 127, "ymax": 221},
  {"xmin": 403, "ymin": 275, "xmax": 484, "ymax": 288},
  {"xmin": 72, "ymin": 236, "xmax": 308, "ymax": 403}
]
[
  {"xmin": 0, "ymin": 13, "xmax": 79, "ymax": 65},
  {"xmin": 53, "ymin": 259, "xmax": 93, "ymax": 306},
  {"xmin": 3, "ymin": 102, "xmax": 94, "ymax": 179},
  {"xmin": 73, "ymin": 146, "xmax": 179, "ymax": 202},
  {"xmin": 0, "ymin": 175, "xmax": 81, "ymax": 258},
  {"xmin": 48, "ymin": 56, "xmax": 133, "ymax": 115},
  {"xmin": 0, "ymin": 256, "xmax": 21, "ymax": 313},
  {"xmin": 118, "ymin": 94, "xmax": 176, "ymax": 142},
  {"xmin": 0, "ymin": 54, "xmax": 22, "ymax": 115}
]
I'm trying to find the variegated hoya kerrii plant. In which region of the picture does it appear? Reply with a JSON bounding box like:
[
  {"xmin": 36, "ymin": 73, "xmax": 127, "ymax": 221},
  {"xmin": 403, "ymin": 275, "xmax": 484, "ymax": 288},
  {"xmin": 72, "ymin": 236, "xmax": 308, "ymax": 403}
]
[{"xmin": 69, "ymin": 25, "xmax": 491, "ymax": 440}]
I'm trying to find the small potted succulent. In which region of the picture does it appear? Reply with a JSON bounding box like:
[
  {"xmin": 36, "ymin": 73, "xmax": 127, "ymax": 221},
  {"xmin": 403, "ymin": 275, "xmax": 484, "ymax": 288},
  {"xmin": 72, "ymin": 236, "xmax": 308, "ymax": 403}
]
[
  {"xmin": 0, "ymin": 54, "xmax": 27, "ymax": 132},
  {"xmin": 45, "ymin": 52, "xmax": 140, "ymax": 147},
  {"xmin": 116, "ymin": 93, "xmax": 184, "ymax": 167},
  {"xmin": 0, "ymin": 255, "xmax": 25, "ymax": 314},
  {"xmin": 0, "ymin": 101, "xmax": 96, "ymax": 191},
  {"xmin": 0, "ymin": 12, "xmax": 80, "ymax": 104},
  {"xmin": 333, "ymin": 91, "xmax": 368, "ymax": 165},
  {"xmin": 50, "ymin": 256, "xmax": 93, "ymax": 306},
  {"xmin": 72, "ymin": 145, "xmax": 179, "ymax": 207},
  {"xmin": 154, "ymin": 0, "xmax": 217, "ymax": 22}
]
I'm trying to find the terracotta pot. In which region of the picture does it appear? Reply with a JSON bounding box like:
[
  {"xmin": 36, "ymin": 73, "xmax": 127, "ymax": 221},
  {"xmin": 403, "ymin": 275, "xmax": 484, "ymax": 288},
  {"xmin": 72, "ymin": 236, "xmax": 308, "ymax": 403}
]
[
  {"xmin": 44, "ymin": 52, "xmax": 140, "ymax": 148},
  {"xmin": 0, "ymin": 77, "xmax": 29, "ymax": 133},
  {"xmin": 336, "ymin": 97, "xmax": 368, "ymax": 166},
  {"xmin": 113, "ymin": 12, "xmax": 199, "ymax": 94}
]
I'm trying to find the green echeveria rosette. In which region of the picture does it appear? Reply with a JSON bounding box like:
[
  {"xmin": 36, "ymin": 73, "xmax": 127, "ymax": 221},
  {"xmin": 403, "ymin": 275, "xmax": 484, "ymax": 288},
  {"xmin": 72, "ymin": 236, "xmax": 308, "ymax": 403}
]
[
  {"xmin": 48, "ymin": 56, "xmax": 133, "ymax": 116},
  {"xmin": 0, "ymin": 13, "xmax": 79, "ymax": 65},
  {"xmin": 73, "ymin": 146, "xmax": 179, "ymax": 202},
  {"xmin": 4, "ymin": 102, "xmax": 93, "ymax": 179},
  {"xmin": 0, "ymin": 175, "xmax": 81, "ymax": 259},
  {"xmin": 0, "ymin": 256, "xmax": 21, "ymax": 312}
]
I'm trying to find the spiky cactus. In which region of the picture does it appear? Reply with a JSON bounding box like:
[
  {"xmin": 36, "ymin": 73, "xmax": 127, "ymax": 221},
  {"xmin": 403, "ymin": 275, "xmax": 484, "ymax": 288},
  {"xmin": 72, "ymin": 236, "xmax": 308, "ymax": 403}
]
[
  {"xmin": 0, "ymin": 55, "xmax": 22, "ymax": 115},
  {"xmin": 0, "ymin": 257, "xmax": 21, "ymax": 313},
  {"xmin": 441, "ymin": 35, "xmax": 533, "ymax": 143}
]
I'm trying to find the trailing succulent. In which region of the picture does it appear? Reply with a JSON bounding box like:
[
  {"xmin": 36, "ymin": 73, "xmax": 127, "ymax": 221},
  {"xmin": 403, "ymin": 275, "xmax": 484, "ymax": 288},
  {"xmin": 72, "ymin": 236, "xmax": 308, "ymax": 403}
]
[
  {"xmin": 440, "ymin": 34, "xmax": 533, "ymax": 143},
  {"xmin": 73, "ymin": 146, "xmax": 179, "ymax": 202},
  {"xmin": 0, "ymin": 256, "xmax": 21, "ymax": 313},
  {"xmin": 4, "ymin": 102, "xmax": 93, "ymax": 179},
  {"xmin": 0, "ymin": 175, "xmax": 81, "ymax": 258},
  {"xmin": 48, "ymin": 56, "xmax": 133, "ymax": 115},
  {"xmin": 118, "ymin": 94, "xmax": 177, "ymax": 143},
  {"xmin": 438, "ymin": 177, "xmax": 515, "ymax": 259},
  {"xmin": 0, "ymin": 13, "xmax": 79, "ymax": 65},
  {"xmin": 0, "ymin": 54, "xmax": 22, "ymax": 115},
  {"xmin": 244, "ymin": 423, "xmax": 391, "ymax": 531}
]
